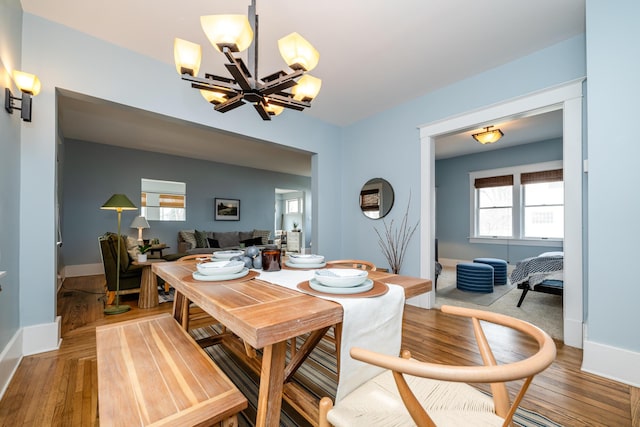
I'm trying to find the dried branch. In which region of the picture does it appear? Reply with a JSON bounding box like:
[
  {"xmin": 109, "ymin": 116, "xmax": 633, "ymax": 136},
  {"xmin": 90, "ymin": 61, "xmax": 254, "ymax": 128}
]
[{"xmin": 374, "ymin": 195, "xmax": 419, "ymax": 274}]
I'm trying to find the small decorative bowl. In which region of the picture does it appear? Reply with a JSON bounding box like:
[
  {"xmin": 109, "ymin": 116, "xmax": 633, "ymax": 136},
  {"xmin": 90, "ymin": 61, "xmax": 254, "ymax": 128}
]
[
  {"xmin": 314, "ymin": 268, "xmax": 368, "ymax": 287},
  {"xmin": 196, "ymin": 260, "xmax": 245, "ymax": 276},
  {"xmin": 288, "ymin": 254, "xmax": 325, "ymax": 264},
  {"xmin": 212, "ymin": 250, "xmax": 245, "ymax": 260}
]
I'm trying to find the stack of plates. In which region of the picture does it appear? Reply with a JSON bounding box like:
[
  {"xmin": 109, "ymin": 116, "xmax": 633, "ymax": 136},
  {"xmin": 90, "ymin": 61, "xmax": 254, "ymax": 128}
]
[
  {"xmin": 212, "ymin": 250, "xmax": 244, "ymax": 260},
  {"xmin": 310, "ymin": 268, "xmax": 373, "ymax": 294},
  {"xmin": 192, "ymin": 260, "xmax": 248, "ymax": 281},
  {"xmin": 285, "ymin": 254, "xmax": 326, "ymax": 269}
]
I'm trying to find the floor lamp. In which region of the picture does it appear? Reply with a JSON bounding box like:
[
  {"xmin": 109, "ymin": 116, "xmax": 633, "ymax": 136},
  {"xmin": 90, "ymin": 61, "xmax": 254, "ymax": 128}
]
[{"xmin": 101, "ymin": 194, "xmax": 137, "ymax": 315}]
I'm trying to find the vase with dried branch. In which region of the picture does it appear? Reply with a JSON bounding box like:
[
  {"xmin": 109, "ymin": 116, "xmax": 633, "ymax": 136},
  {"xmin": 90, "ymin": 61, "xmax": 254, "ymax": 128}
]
[{"xmin": 374, "ymin": 196, "xmax": 419, "ymax": 274}]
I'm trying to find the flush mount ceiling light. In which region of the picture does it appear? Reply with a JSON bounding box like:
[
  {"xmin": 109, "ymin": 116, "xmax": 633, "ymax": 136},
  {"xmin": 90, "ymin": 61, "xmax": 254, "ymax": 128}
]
[
  {"xmin": 174, "ymin": 0, "xmax": 321, "ymax": 120},
  {"xmin": 4, "ymin": 70, "xmax": 41, "ymax": 122},
  {"xmin": 472, "ymin": 126, "xmax": 504, "ymax": 144}
]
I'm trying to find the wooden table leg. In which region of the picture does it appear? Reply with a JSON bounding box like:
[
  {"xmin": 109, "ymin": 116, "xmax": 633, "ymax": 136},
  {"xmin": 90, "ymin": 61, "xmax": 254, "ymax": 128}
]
[
  {"xmin": 138, "ymin": 266, "xmax": 159, "ymax": 308},
  {"xmin": 255, "ymin": 341, "xmax": 287, "ymax": 427},
  {"xmin": 172, "ymin": 291, "xmax": 190, "ymax": 330}
]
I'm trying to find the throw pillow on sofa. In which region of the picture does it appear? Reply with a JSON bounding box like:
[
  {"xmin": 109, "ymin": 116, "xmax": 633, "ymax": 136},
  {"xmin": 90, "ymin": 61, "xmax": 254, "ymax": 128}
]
[
  {"xmin": 207, "ymin": 238, "xmax": 221, "ymax": 248},
  {"xmin": 241, "ymin": 236, "xmax": 263, "ymax": 246},
  {"xmin": 194, "ymin": 230, "xmax": 209, "ymax": 248},
  {"xmin": 214, "ymin": 231, "xmax": 240, "ymax": 248},
  {"xmin": 179, "ymin": 230, "xmax": 197, "ymax": 249},
  {"xmin": 253, "ymin": 229, "xmax": 271, "ymax": 245}
]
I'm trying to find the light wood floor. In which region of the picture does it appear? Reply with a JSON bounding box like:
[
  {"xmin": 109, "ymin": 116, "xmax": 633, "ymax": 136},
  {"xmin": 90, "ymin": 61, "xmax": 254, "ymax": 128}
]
[{"xmin": 0, "ymin": 274, "xmax": 638, "ymax": 426}]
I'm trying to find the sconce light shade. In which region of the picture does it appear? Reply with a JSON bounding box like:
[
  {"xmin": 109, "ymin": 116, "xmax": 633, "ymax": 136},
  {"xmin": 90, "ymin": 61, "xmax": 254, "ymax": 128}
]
[
  {"xmin": 174, "ymin": 38, "xmax": 202, "ymax": 76},
  {"xmin": 291, "ymin": 74, "xmax": 322, "ymax": 101},
  {"xmin": 13, "ymin": 70, "xmax": 41, "ymax": 95},
  {"xmin": 472, "ymin": 126, "xmax": 504, "ymax": 144},
  {"xmin": 5, "ymin": 70, "xmax": 41, "ymax": 122},
  {"xmin": 200, "ymin": 15, "xmax": 253, "ymax": 53},
  {"xmin": 263, "ymin": 101, "xmax": 284, "ymax": 116},
  {"xmin": 278, "ymin": 32, "xmax": 320, "ymax": 72},
  {"xmin": 200, "ymin": 89, "xmax": 228, "ymax": 105}
]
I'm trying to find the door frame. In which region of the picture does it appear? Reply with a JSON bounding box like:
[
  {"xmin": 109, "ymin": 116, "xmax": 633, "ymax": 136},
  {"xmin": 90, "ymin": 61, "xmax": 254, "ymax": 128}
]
[{"xmin": 418, "ymin": 79, "xmax": 585, "ymax": 348}]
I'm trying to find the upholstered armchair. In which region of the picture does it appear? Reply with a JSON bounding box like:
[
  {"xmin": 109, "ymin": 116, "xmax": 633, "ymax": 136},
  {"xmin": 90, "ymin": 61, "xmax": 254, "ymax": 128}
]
[{"xmin": 98, "ymin": 233, "xmax": 144, "ymax": 305}]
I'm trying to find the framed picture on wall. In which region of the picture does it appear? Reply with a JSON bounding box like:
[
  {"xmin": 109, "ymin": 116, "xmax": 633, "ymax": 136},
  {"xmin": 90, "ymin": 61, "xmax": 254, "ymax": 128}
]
[{"xmin": 214, "ymin": 198, "xmax": 240, "ymax": 221}]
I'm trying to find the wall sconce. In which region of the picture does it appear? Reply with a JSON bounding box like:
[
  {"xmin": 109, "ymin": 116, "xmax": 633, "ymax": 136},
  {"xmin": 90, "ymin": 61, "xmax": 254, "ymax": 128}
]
[{"xmin": 5, "ymin": 70, "xmax": 41, "ymax": 122}]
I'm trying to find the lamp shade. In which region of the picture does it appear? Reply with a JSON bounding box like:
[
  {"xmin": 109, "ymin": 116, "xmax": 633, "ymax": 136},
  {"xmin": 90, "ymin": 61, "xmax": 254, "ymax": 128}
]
[
  {"xmin": 130, "ymin": 215, "xmax": 150, "ymax": 229},
  {"xmin": 291, "ymin": 74, "xmax": 322, "ymax": 101},
  {"xmin": 200, "ymin": 89, "xmax": 228, "ymax": 105},
  {"xmin": 278, "ymin": 32, "xmax": 319, "ymax": 72},
  {"xmin": 174, "ymin": 38, "xmax": 202, "ymax": 76},
  {"xmin": 200, "ymin": 15, "xmax": 253, "ymax": 53},
  {"xmin": 13, "ymin": 70, "xmax": 41, "ymax": 96},
  {"xmin": 101, "ymin": 194, "xmax": 137, "ymax": 211},
  {"xmin": 472, "ymin": 126, "xmax": 504, "ymax": 144},
  {"xmin": 264, "ymin": 100, "xmax": 284, "ymax": 116}
]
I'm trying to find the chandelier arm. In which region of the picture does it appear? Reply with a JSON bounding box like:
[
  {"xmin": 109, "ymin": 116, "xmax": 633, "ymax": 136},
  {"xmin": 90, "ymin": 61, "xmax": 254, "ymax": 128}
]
[
  {"xmin": 190, "ymin": 84, "xmax": 239, "ymax": 99},
  {"xmin": 254, "ymin": 103, "xmax": 271, "ymax": 120},
  {"xmin": 181, "ymin": 74, "xmax": 240, "ymax": 92},
  {"xmin": 224, "ymin": 63, "xmax": 252, "ymax": 91},
  {"xmin": 268, "ymin": 93, "xmax": 311, "ymax": 109},
  {"xmin": 214, "ymin": 94, "xmax": 246, "ymax": 113},
  {"xmin": 259, "ymin": 70, "xmax": 304, "ymax": 96}
]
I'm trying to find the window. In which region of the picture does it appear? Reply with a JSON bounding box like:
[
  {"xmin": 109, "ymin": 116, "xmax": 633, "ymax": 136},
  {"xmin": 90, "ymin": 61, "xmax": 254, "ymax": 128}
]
[
  {"xmin": 141, "ymin": 178, "xmax": 186, "ymax": 221},
  {"xmin": 522, "ymin": 169, "xmax": 564, "ymax": 238},
  {"xmin": 286, "ymin": 198, "xmax": 301, "ymax": 214},
  {"xmin": 475, "ymin": 175, "xmax": 513, "ymax": 237},
  {"xmin": 470, "ymin": 162, "xmax": 563, "ymax": 242}
]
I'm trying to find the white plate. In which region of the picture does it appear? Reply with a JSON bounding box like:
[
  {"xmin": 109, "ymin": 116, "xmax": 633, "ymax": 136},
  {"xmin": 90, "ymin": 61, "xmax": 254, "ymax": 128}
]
[
  {"xmin": 309, "ymin": 278, "xmax": 374, "ymax": 294},
  {"xmin": 288, "ymin": 254, "xmax": 325, "ymax": 264},
  {"xmin": 192, "ymin": 268, "xmax": 249, "ymax": 281},
  {"xmin": 314, "ymin": 269, "xmax": 368, "ymax": 287},
  {"xmin": 196, "ymin": 260, "xmax": 245, "ymax": 276},
  {"xmin": 285, "ymin": 260, "xmax": 327, "ymax": 269},
  {"xmin": 212, "ymin": 250, "xmax": 244, "ymax": 260}
]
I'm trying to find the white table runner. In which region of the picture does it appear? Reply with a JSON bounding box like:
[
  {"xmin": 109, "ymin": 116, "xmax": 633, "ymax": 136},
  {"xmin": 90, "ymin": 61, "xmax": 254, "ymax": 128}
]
[{"xmin": 257, "ymin": 268, "xmax": 405, "ymax": 402}]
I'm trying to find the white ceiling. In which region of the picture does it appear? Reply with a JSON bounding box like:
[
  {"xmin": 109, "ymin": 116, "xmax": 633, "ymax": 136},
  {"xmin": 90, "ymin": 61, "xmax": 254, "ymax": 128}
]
[{"xmin": 26, "ymin": 0, "xmax": 582, "ymax": 171}]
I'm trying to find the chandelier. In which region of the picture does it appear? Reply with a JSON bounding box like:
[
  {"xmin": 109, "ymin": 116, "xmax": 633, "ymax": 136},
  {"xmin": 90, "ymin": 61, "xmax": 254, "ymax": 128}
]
[
  {"xmin": 472, "ymin": 126, "xmax": 504, "ymax": 144},
  {"xmin": 173, "ymin": 0, "xmax": 321, "ymax": 120}
]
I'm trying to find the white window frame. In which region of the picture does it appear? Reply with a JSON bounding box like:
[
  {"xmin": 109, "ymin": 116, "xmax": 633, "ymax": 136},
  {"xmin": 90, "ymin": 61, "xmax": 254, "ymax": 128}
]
[
  {"xmin": 469, "ymin": 160, "xmax": 563, "ymax": 247},
  {"xmin": 141, "ymin": 178, "xmax": 186, "ymax": 222}
]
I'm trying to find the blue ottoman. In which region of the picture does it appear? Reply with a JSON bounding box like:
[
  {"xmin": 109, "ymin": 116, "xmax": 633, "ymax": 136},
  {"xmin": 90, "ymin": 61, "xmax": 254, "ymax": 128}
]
[
  {"xmin": 456, "ymin": 263, "xmax": 494, "ymax": 293},
  {"xmin": 473, "ymin": 258, "xmax": 508, "ymax": 286}
]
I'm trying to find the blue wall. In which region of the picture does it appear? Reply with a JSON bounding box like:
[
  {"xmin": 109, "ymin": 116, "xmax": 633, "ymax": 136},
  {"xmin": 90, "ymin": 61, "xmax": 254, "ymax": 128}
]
[
  {"xmin": 0, "ymin": 0, "xmax": 23, "ymax": 354},
  {"xmin": 435, "ymin": 138, "xmax": 563, "ymax": 263},
  {"xmin": 61, "ymin": 140, "xmax": 311, "ymax": 265}
]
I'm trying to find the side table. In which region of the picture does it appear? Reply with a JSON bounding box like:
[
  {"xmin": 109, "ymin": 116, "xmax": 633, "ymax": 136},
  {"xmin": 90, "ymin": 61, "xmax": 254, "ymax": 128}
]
[
  {"xmin": 149, "ymin": 245, "xmax": 170, "ymax": 258},
  {"xmin": 132, "ymin": 259, "xmax": 166, "ymax": 308}
]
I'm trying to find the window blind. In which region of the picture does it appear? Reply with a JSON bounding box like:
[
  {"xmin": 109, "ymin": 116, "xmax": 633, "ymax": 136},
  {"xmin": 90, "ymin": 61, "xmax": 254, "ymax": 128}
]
[
  {"xmin": 474, "ymin": 175, "xmax": 514, "ymax": 189},
  {"xmin": 521, "ymin": 169, "xmax": 563, "ymax": 185}
]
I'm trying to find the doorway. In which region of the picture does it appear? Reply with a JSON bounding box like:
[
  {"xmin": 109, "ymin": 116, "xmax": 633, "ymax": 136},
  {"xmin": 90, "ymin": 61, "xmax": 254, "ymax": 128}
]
[
  {"xmin": 419, "ymin": 80, "xmax": 584, "ymax": 348},
  {"xmin": 275, "ymin": 188, "xmax": 305, "ymax": 253}
]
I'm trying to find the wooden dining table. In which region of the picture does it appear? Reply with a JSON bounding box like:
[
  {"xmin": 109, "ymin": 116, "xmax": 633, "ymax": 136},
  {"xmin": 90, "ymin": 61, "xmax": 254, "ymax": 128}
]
[{"xmin": 153, "ymin": 261, "xmax": 431, "ymax": 427}]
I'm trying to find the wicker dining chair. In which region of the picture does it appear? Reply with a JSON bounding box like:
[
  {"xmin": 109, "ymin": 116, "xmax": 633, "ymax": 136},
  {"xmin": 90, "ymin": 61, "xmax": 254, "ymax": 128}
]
[
  {"xmin": 319, "ymin": 305, "xmax": 556, "ymax": 427},
  {"xmin": 325, "ymin": 259, "xmax": 377, "ymax": 271}
]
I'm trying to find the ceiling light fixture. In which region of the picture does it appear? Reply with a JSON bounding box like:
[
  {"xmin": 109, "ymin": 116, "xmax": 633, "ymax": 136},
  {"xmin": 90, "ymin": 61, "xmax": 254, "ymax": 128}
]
[
  {"xmin": 472, "ymin": 126, "xmax": 504, "ymax": 144},
  {"xmin": 4, "ymin": 70, "xmax": 41, "ymax": 122},
  {"xmin": 174, "ymin": 0, "xmax": 321, "ymax": 120}
]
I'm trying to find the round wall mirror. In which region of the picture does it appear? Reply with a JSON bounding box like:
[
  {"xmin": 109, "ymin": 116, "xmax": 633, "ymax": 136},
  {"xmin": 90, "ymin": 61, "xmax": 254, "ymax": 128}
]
[{"xmin": 359, "ymin": 178, "xmax": 394, "ymax": 219}]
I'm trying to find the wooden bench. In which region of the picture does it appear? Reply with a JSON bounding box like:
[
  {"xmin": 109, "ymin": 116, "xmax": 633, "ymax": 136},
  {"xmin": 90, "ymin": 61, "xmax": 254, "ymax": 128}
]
[{"xmin": 96, "ymin": 313, "xmax": 247, "ymax": 426}]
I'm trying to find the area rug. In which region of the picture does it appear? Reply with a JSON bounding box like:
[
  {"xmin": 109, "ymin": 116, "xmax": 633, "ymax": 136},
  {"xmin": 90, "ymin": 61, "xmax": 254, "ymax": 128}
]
[
  {"xmin": 190, "ymin": 325, "xmax": 563, "ymax": 427},
  {"xmin": 157, "ymin": 285, "xmax": 174, "ymax": 304},
  {"xmin": 436, "ymin": 266, "xmax": 563, "ymax": 340},
  {"xmin": 437, "ymin": 281, "xmax": 516, "ymax": 306}
]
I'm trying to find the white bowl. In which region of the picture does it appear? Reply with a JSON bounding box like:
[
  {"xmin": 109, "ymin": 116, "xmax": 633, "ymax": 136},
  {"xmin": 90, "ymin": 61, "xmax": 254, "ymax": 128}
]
[
  {"xmin": 196, "ymin": 260, "xmax": 245, "ymax": 276},
  {"xmin": 212, "ymin": 250, "xmax": 244, "ymax": 260},
  {"xmin": 313, "ymin": 268, "xmax": 368, "ymax": 287},
  {"xmin": 288, "ymin": 254, "xmax": 325, "ymax": 264}
]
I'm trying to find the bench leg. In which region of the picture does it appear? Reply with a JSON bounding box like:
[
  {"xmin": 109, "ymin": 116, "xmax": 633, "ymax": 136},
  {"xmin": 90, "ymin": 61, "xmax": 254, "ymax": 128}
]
[{"xmin": 517, "ymin": 287, "xmax": 529, "ymax": 307}]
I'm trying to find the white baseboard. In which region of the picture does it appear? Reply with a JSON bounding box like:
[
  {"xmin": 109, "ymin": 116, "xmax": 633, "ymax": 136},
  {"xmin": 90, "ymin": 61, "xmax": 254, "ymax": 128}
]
[
  {"xmin": 22, "ymin": 317, "xmax": 62, "ymax": 356},
  {"xmin": 582, "ymin": 339, "xmax": 640, "ymax": 388},
  {"xmin": 64, "ymin": 263, "xmax": 103, "ymax": 277},
  {"xmin": 0, "ymin": 329, "xmax": 23, "ymax": 400}
]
